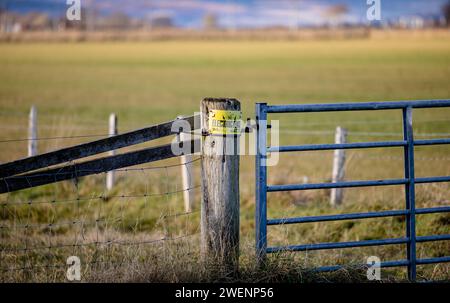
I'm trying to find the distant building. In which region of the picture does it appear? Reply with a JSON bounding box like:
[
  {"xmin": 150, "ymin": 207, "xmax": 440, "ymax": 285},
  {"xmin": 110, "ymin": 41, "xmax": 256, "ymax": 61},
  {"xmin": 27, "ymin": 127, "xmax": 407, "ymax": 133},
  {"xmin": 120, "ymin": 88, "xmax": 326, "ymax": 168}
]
[
  {"xmin": 1, "ymin": 11, "xmax": 53, "ymax": 32},
  {"xmin": 25, "ymin": 13, "xmax": 52, "ymax": 31},
  {"xmin": 397, "ymin": 16, "xmax": 429, "ymax": 29},
  {"xmin": 97, "ymin": 12, "xmax": 131, "ymax": 30},
  {"xmin": 0, "ymin": 9, "xmax": 18, "ymax": 33}
]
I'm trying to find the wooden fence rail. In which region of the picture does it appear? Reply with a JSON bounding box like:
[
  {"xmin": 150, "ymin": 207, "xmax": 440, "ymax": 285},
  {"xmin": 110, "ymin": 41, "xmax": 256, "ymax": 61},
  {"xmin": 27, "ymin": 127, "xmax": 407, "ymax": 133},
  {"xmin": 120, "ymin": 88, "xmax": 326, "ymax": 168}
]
[
  {"xmin": 0, "ymin": 140, "xmax": 199, "ymax": 194},
  {"xmin": 0, "ymin": 114, "xmax": 200, "ymax": 179},
  {"xmin": 0, "ymin": 114, "xmax": 201, "ymax": 194}
]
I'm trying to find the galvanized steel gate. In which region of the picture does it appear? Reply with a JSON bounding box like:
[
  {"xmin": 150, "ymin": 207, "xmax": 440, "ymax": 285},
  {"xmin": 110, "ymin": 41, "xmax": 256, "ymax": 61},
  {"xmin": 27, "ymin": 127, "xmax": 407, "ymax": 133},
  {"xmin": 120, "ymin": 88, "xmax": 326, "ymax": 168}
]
[{"xmin": 255, "ymin": 100, "xmax": 450, "ymax": 281}]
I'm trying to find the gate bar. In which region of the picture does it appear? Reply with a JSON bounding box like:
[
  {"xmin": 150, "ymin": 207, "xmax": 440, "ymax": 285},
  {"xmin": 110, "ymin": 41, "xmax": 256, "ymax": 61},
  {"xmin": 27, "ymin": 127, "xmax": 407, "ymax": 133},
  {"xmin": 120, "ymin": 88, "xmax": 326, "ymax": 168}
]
[
  {"xmin": 267, "ymin": 237, "xmax": 409, "ymax": 253},
  {"xmin": 314, "ymin": 260, "xmax": 410, "ymax": 272},
  {"xmin": 268, "ymin": 210, "xmax": 408, "ymax": 225},
  {"xmin": 266, "ymin": 234, "xmax": 450, "ymax": 254},
  {"xmin": 414, "ymin": 138, "xmax": 450, "ymax": 146},
  {"xmin": 266, "ymin": 176, "xmax": 450, "ymax": 192},
  {"xmin": 268, "ymin": 206, "xmax": 450, "ymax": 225},
  {"xmin": 416, "ymin": 206, "xmax": 450, "ymax": 214},
  {"xmin": 268, "ymin": 141, "xmax": 406, "ymax": 152},
  {"xmin": 267, "ymin": 179, "xmax": 408, "ymax": 192},
  {"xmin": 268, "ymin": 138, "xmax": 450, "ymax": 153},
  {"xmin": 416, "ymin": 234, "xmax": 450, "ymax": 242},
  {"xmin": 415, "ymin": 176, "xmax": 450, "ymax": 183},
  {"xmin": 266, "ymin": 100, "xmax": 450, "ymax": 113},
  {"xmin": 416, "ymin": 257, "xmax": 450, "ymax": 265},
  {"xmin": 315, "ymin": 257, "xmax": 450, "ymax": 272}
]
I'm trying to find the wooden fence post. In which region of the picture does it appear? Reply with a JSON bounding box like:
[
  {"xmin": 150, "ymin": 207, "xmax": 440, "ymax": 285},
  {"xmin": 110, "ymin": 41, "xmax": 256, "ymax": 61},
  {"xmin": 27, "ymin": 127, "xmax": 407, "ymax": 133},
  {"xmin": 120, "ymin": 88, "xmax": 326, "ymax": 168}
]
[
  {"xmin": 28, "ymin": 105, "xmax": 38, "ymax": 157},
  {"xmin": 106, "ymin": 113, "xmax": 117, "ymax": 191},
  {"xmin": 200, "ymin": 98, "xmax": 240, "ymax": 272},
  {"xmin": 178, "ymin": 116, "xmax": 195, "ymax": 213},
  {"xmin": 330, "ymin": 126, "xmax": 347, "ymax": 206}
]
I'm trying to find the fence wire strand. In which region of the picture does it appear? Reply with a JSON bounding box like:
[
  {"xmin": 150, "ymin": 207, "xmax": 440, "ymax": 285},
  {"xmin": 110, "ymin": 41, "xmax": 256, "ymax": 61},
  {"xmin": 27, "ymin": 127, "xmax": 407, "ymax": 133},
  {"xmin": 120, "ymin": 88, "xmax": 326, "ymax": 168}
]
[{"xmin": 0, "ymin": 155, "xmax": 202, "ymax": 281}]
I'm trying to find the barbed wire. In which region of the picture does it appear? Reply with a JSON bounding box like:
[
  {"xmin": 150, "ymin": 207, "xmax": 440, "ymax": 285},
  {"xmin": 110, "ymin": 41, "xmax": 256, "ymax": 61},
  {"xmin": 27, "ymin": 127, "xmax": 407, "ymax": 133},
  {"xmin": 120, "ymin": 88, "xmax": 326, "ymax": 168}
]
[
  {"xmin": 0, "ymin": 208, "xmax": 198, "ymax": 230},
  {"xmin": 0, "ymin": 232, "xmax": 199, "ymax": 273},
  {"xmin": 0, "ymin": 134, "xmax": 110, "ymax": 143},
  {"xmin": 1, "ymin": 130, "xmax": 448, "ymax": 144},
  {"xmin": 0, "ymin": 158, "xmax": 201, "ymax": 187},
  {"xmin": 1, "ymin": 116, "xmax": 448, "ymax": 128},
  {"xmin": 0, "ymin": 232, "xmax": 200, "ymax": 254},
  {"xmin": 0, "ymin": 217, "xmax": 111, "ymax": 230},
  {"xmin": 117, "ymin": 157, "xmax": 201, "ymax": 171},
  {"xmin": 1, "ymin": 115, "xmax": 449, "ymax": 143},
  {"xmin": 161, "ymin": 210, "xmax": 200, "ymax": 220},
  {"xmin": 1, "ymin": 185, "xmax": 200, "ymax": 206}
]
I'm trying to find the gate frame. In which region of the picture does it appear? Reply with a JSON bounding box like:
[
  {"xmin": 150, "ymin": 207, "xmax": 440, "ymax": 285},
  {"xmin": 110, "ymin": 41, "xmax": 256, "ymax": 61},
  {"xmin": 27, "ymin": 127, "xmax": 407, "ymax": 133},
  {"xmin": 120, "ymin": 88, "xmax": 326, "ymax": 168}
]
[{"xmin": 255, "ymin": 100, "xmax": 450, "ymax": 281}]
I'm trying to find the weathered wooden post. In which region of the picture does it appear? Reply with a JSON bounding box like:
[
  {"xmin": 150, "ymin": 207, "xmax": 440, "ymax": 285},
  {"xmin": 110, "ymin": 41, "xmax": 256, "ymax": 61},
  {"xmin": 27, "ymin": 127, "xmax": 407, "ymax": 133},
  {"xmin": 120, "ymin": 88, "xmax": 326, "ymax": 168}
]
[
  {"xmin": 28, "ymin": 105, "xmax": 38, "ymax": 157},
  {"xmin": 330, "ymin": 126, "xmax": 347, "ymax": 206},
  {"xmin": 200, "ymin": 98, "xmax": 241, "ymax": 272},
  {"xmin": 178, "ymin": 115, "xmax": 195, "ymax": 213},
  {"xmin": 106, "ymin": 113, "xmax": 117, "ymax": 191}
]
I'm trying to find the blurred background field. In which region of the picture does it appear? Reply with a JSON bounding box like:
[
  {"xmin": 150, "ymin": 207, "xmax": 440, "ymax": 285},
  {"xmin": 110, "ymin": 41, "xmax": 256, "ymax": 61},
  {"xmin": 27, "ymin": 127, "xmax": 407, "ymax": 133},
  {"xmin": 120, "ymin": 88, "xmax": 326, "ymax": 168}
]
[
  {"xmin": 1, "ymin": 38, "xmax": 449, "ymax": 137},
  {"xmin": 1, "ymin": 36, "xmax": 449, "ymax": 282}
]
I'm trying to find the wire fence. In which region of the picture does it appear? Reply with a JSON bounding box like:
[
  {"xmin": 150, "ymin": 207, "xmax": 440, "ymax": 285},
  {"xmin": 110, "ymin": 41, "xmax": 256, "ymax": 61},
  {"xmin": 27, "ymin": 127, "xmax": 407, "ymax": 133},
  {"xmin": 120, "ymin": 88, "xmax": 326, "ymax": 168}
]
[
  {"xmin": 2, "ymin": 115, "xmax": 450, "ymax": 139},
  {"xmin": 0, "ymin": 155, "xmax": 202, "ymax": 282},
  {"xmin": 1, "ymin": 126, "xmax": 449, "ymax": 165},
  {"xmin": 1, "ymin": 108, "xmax": 448, "ymax": 281}
]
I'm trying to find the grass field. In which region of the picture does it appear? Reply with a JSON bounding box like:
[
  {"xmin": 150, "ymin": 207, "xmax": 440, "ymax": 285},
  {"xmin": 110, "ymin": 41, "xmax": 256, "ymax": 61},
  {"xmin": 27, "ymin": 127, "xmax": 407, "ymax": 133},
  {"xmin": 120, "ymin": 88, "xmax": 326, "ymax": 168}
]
[{"xmin": 0, "ymin": 38, "xmax": 449, "ymax": 282}]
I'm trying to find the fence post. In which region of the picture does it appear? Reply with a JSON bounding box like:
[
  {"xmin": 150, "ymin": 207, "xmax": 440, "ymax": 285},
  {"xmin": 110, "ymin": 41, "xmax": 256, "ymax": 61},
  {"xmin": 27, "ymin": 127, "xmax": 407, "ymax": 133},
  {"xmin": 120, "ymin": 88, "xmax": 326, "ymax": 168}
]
[
  {"xmin": 106, "ymin": 113, "xmax": 117, "ymax": 191},
  {"xmin": 28, "ymin": 105, "xmax": 38, "ymax": 157},
  {"xmin": 330, "ymin": 126, "xmax": 347, "ymax": 206},
  {"xmin": 200, "ymin": 98, "xmax": 241, "ymax": 272},
  {"xmin": 178, "ymin": 115, "xmax": 195, "ymax": 213}
]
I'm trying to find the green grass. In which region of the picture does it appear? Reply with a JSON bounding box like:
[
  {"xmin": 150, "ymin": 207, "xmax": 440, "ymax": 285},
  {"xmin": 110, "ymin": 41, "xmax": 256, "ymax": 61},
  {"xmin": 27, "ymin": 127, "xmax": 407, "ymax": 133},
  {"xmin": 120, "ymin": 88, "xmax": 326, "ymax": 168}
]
[{"xmin": 0, "ymin": 39, "xmax": 449, "ymax": 282}]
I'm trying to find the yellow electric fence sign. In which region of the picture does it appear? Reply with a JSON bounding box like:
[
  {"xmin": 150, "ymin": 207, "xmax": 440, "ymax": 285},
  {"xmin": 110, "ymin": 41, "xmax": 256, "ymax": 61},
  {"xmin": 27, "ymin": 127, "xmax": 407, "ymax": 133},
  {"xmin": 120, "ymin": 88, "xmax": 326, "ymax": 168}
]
[{"xmin": 208, "ymin": 110, "xmax": 242, "ymax": 135}]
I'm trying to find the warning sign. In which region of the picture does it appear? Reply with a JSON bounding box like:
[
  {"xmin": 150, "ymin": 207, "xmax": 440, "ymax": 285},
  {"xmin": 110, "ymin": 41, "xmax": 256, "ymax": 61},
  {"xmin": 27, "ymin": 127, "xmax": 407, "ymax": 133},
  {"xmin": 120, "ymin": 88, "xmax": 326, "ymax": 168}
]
[{"xmin": 208, "ymin": 110, "xmax": 242, "ymax": 135}]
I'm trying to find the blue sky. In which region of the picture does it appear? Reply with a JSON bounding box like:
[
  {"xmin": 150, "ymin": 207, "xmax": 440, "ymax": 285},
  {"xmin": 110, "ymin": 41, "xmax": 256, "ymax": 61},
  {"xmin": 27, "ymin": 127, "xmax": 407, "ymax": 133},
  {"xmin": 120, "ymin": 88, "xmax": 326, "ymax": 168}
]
[{"xmin": 1, "ymin": 0, "xmax": 448, "ymax": 27}]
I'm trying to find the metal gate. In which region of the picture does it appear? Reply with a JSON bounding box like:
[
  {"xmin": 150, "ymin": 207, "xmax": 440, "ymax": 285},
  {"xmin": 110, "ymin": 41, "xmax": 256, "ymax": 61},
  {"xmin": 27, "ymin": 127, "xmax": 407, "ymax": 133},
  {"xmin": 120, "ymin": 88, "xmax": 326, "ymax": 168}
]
[{"xmin": 255, "ymin": 100, "xmax": 450, "ymax": 281}]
